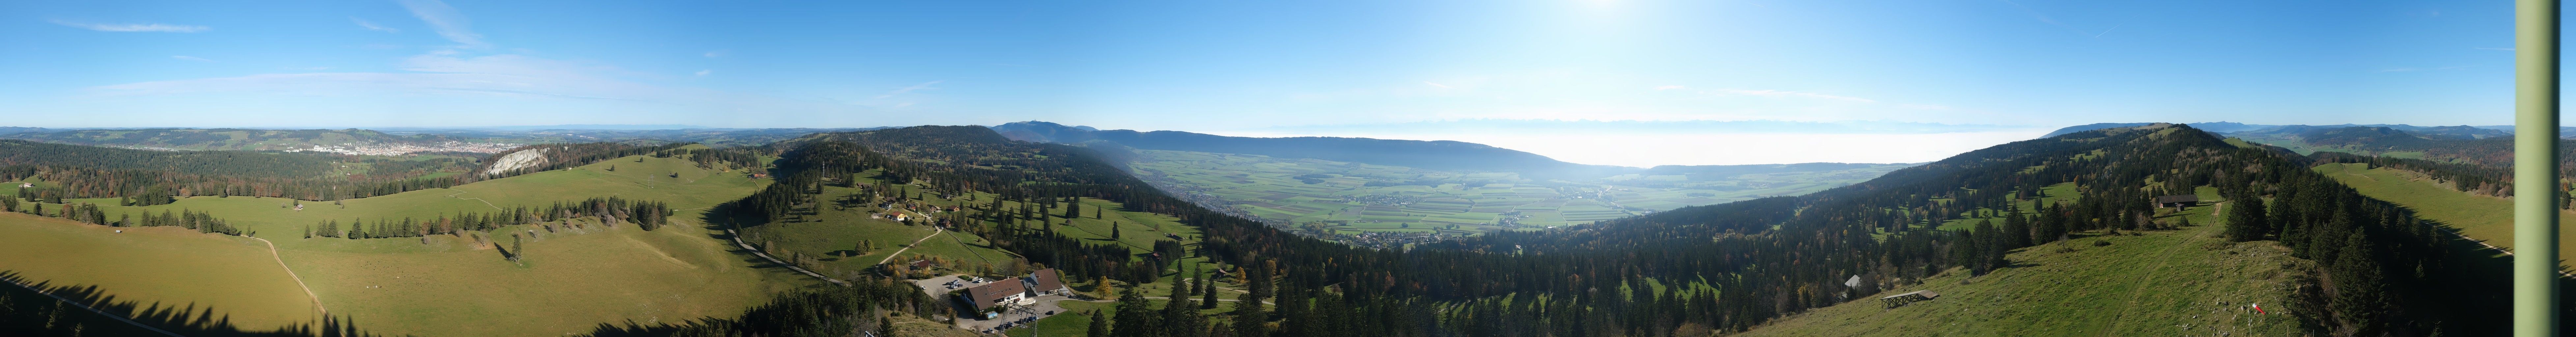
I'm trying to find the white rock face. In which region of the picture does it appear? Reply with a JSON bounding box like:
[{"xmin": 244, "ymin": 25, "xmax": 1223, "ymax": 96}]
[{"xmin": 482, "ymin": 148, "xmax": 550, "ymax": 176}]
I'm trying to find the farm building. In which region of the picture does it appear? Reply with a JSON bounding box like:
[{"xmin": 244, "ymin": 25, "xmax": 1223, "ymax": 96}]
[
  {"xmin": 1879, "ymin": 290, "xmax": 1940, "ymax": 308},
  {"xmin": 2155, "ymin": 195, "xmax": 2198, "ymax": 209},
  {"xmin": 961, "ymin": 278, "xmax": 1030, "ymax": 314},
  {"xmin": 1022, "ymin": 268, "xmax": 1068, "ymax": 296}
]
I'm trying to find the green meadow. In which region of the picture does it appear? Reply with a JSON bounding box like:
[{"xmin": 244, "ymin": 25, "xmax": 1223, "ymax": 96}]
[
  {"xmin": 3, "ymin": 150, "xmax": 819, "ymax": 336},
  {"xmin": 740, "ymin": 169, "xmax": 1217, "ymax": 281},
  {"xmin": 0, "ymin": 212, "xmax": 321, "ymax": 330},
  {"xmin": 2314, "ymin": 162, "xmax": 2576, "ymax": 268},
  {"xmin": 1741, "ymin": 197, "xmax": 2305, "ymax": 337}
]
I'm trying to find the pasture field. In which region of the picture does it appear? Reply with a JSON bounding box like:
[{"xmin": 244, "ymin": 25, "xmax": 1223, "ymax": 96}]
[
  {"xmin": 0, "ymin": 212, "xmax": 320, "ymax": 331},
  {"xmin": 738, "ymin": 168, "xmax": 1224, "ymax": 293},
  {"xmin": 1129, "ymin": 150, "xmax": 1906, "ymax": 234},
  {"xmin": 5, "ymin": 152, "xmax": 816, "ymax": 336},
  {"xmin": 2314, "ymin": 163, "xmax": 2576, "ymax": 267},
  {"xmin": 1740, "ymin": 197, "xmax": 2306, "ymax": 337}
]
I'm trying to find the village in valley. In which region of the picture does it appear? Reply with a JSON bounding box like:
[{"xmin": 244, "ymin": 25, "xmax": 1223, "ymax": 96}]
[{"xmin": 284, "ymin": 141, "xmax": 525, "ymax": 156}]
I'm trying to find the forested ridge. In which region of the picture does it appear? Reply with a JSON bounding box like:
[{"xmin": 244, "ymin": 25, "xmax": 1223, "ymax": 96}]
[{"xmin": 676, "ymin": 124, "xmax": 2522, "ymax": 337}]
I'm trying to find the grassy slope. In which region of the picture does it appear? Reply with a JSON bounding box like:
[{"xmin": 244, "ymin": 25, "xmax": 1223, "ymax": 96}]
[
  {"xmin": 8, "ymin": 152, "xmax": 813, "ymax": 336},
  {"xmin": 738, "ymin": 171, "xmax": 1199, "ymax": 279},
  {"xmin": 0, "ymin": 212, "xmax": 320, "ymax": 330},
  {"xmin": 1742, "ymin": 191, "xmax": 2305, "ymax": 337},
  {"xmin": 2313, "ymin": 162, "xmax": 2576, "ymax": 267}
]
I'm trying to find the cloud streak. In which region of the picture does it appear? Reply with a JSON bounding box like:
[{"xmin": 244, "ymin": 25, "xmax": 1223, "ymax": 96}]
[
  {"xmin": 171, "ymin": 56, "xmax": 215, "ymax": 62},
  {"xmin": 399, "ymin": 0, "xmax": 487, "ymax": 48},
  {"xmin": 351, "ymin": 17, "xmax": 400, "ymax": 33},
  {"xmin": 50, "ymin": 20, "xmax": 208, "ymax": 33}
]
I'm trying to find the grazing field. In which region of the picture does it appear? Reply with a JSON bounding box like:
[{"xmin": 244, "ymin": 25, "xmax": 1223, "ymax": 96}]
[
  {"xmin": 739, "ymin": 169, "xmax": 1206, "ymax": 279},
  {"xmin": 1129, "ymin": 150, "xmax": 1907, "ymax": 234},
  {"xmin": 0, "ymin": 212, "xmax": 320, "ymax": 331},
  {"xmin": 2314, "ymin": 163, "xmax": 2576, "ymax": 267},
  {"xmin": 5, "ymin": 151, "xmax": 817, "ymax": 336},
  {"xmin": 1739, "ymin": 199, "xmax": 2306, "ymax": 337}
]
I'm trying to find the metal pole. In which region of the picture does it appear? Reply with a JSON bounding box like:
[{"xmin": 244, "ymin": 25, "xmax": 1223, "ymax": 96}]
[{"xmin": 2517, "ymin": 0, "xmax": 2562, "ymax": 336}]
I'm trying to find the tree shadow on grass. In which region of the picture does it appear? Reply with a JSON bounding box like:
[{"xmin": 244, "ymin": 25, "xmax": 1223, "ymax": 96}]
[{"xmin": 0, "ymin": 271, "xmax": 400, "ymax": 337}]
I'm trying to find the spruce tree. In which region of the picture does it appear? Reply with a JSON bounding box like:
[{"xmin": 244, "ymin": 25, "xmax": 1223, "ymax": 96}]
[
  {"xmin": 1088, "ymin": 310, "xmax": 1110, "ymax": 337},
  {"xmin": 2225, "ymin": 193, "xmax": 2269, "ymax": 242},
  {"xmin": 1200, "ymin": 277, "xmax": 1220, "ymax": 309},
  {"xmin": 880, "ymin": 315, "xmax": 898, "ymax": 337},
  {"xmin": 1111, "ymin": 287, "xmax": 1156, "ymax": 337},
  {"xmin": 1232, "ymin": 290, "xmax": 1266, "ymax": 337},
  {"xmin": 2002, "ymin": 211, "xmax": 2032, "ymax": 248}
]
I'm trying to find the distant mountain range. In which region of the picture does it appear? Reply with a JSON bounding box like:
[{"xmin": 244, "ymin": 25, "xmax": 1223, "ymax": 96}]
[{"xmin": 991, "ymin": 121, "xmax": 1641, "ymax": 178}]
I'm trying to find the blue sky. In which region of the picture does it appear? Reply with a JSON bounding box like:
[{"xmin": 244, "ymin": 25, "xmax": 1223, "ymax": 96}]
[{"xmin": 0, "ymin": 0, "xmax": 2537, "ymax": 165}]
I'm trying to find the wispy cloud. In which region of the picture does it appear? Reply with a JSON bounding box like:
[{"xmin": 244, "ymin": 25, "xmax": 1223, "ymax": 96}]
[
  {"xmin": 50, "ymin": 20, "xmax": 208, "ymax": 33},
  {"xmin": 1653, "ymin": 85, "xmax": 1686, "ymax": 91},
  {"xmin": 351, "ymin": 17, "xmax": 399, "ymax": 33},
  {"xmin": 875, "ymin": 80, "xmax": 943, "ymax": 98},
  {"xmin": 694, "ymin": 69, "xmax": 712, "ymax": 77},
  {"xmin": 703, "ymin": 50, "xmax": 727, "ymax": 58},
  {"xmin": 398, "ymin": 0, "xmax": 487, "ymax": 48},
  {"xmin": 1901, "ymin": 103, "xmax": 1952, "ymax": 110},
  {"xmin": 171, "ymin": 56, "xmax": 215, "ymax": 62},
  {"xmin": 1423, "ymin": 81, "xmax": 1454, "ymax": 89},
  {"xmin": 1707, "ymin": 89, "xmax": 1876, "ymax": 102}
]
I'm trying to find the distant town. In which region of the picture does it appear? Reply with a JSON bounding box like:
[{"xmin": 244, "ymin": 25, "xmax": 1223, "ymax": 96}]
[{"xmin": 284, "ymin": 141, "xmax": 524, "ymax": 155}]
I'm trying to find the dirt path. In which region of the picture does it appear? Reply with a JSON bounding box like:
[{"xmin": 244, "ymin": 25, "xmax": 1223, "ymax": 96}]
[
  {"xmin": 878, "ymin": 225, "xmax": 946, "ymax": 266},
  {"xmin": 244, "ymin": 236, "xmax": 327, "ymax": 317},
  {"xmin": 727, "ymin": 229, "xmax": 850, "ymax": 286},
  {"xmin": 2097, "ymin": 202, "xmax": 2221, "ymax": 336},
  {"xmin": 441, "ymin": 189, "xmax": 503, "ymax": 211}
]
